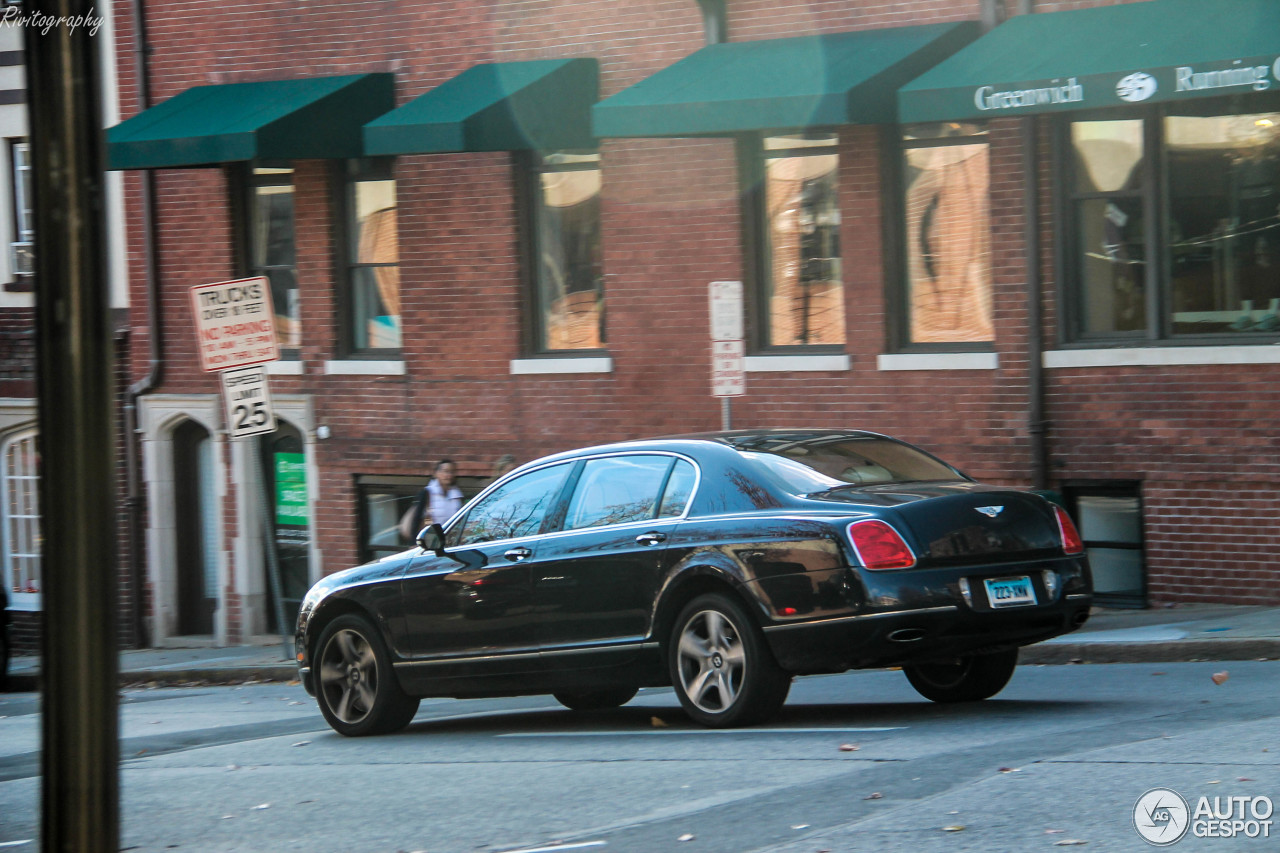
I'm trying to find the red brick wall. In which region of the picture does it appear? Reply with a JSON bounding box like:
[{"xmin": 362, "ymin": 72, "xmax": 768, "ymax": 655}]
[
  {"xmin": 0, "ymin": 308, "xmax": 34, "ymax": 398},
  {"xmin": 110, "ymin": 0, "xmax": 1280, "ymax": 610}
]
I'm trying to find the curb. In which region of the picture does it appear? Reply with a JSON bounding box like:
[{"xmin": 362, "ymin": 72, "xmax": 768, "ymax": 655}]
[
  {"xmin": 1021, "ymin": 638, "xmax": 1280, "ymax": 665},
  {"xmin": 5, "ymin": 666, "xmax": 298, "ymax": 692}
]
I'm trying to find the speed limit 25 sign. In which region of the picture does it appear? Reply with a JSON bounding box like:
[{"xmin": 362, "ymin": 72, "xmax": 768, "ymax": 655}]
[{"xmin": 219, "ymin": 365, "xmax": 276, "ymax": 438}]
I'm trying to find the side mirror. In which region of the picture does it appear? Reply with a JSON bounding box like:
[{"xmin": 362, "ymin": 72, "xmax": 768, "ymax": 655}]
[{"xmin": 417, "ymin": 522, "xmax": 447, "ymax": 557}]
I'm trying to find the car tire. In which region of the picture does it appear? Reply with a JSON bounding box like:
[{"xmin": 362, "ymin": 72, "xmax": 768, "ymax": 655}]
[
  {"xmin": 669, "ymin": 593, "xmax": 791, "ymax": 728},
  {"xmin": 553, "ymin": 686, "xmax": 639, "ymax": 711},
  {"xmin": 903, "ymin": 648, "xmax": 1019, "ymax": 703},
  {"xmin": 314, "ymin": 614, "xmax": 420, "ymax": 736}
]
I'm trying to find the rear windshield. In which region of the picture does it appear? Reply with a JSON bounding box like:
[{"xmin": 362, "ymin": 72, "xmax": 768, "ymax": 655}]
[{"xmin": 741, "ymin": 437, "xmax": 961, "ymax": 493}]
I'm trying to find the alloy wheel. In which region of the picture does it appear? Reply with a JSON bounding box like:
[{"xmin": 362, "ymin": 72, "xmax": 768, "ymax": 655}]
[
  {"xmin": 676, "ymin": 609, "xmax": 747, "ymax": 714},
  {"xmin": 319, "ymin": 628, "xmax": 379, "ymax": 725}
]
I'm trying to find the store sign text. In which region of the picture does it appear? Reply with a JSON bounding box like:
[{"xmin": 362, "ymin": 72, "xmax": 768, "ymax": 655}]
[{"xmin": 974, "ymin": 78, "xmax": 1083, "ymax": 111}]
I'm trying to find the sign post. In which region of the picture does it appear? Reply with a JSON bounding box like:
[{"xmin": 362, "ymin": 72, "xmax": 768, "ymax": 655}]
[
  {"xmin": 189, "ymin": 276, "xmax": 290, "ymax": 654},
  {"xmin": 709, "ymin": 281, "xmax": 745, "ymax": 429}
]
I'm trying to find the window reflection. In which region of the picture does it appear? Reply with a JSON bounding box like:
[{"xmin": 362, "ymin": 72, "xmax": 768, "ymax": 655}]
[
  {"xmin": 564, "ymin": 456, "xmax": 671, "ymax": 530},
  {"xmin": 902, "ymin": 132, "xmax": 992, "ymax": 344},
  {"xmin": 535, "ymin": 152, "xmax": 603, "ymax": 351},
  {"xmin": 764, "ymin": 134, "xmax": 844, "ymax": 346},
  {"xmin": 454, "ymin": 464, "xmax": 570, "ymax": 545},
  {"xmin": 1167, "ymin": 112, "xmax": 1280, "ymax": 335},
  {"xmin": 249, "ymin": 168, "xmax": 299, "ymax": 348},
  {"xmin": 345, "ymin": 164, "xmax": 401, "ymax": 351}
]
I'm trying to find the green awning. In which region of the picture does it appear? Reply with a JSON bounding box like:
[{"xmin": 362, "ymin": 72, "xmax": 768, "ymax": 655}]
[
  {"xmin": 592, "ymin": 22, "xmax": 978, "ymax": 138},
  {"xmin": 900, "ymin": 0, "xmax": 1280, "ymax": 122},
  {"xmin": 107, "ymin": 74, "xmax": 394, "ymax": 170},
  {"xmin": 364, "ymin": 59, "xmax": 598, "ymax": 155}
]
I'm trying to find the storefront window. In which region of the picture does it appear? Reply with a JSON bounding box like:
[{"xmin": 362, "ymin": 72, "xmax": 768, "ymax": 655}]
[
  {"xmin": 758, "ymin": 134, "xmax": 845, "ymax": 347},
  {"xmin": 530, "ymin": 151, "xmax": 603, "ymax": 352},
  {"xmin": 343, "ymin": 159, "xmax": 401, "ymax": 353},
  {"xmin": 901, "ymin": 123, "xmax": 992, "ymax": 344},
  {"xmin": 1064, "ymin": 101, "xmax": 1280, "ymax": 342},
  {"xmin": 1167, "ymin": 112, "xmax": 1280, "ymax": 335}
]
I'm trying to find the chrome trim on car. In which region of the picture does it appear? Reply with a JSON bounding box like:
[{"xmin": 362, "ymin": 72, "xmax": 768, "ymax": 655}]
[
  {"xmin": 393, "ymin": 640, "xmax": 655, "ymax": 669},
  {"xmin": 761, "ymin": 605, "xmax": 960, "ymax": 632},
  {"xmin": 1066, "ymin": 593, "xmax": 1091, "ymax": 600}
]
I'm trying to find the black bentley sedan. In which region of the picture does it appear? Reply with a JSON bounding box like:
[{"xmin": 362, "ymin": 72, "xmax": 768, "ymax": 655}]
[{"xmin": 297, "ymin": 429, "xmax": 1092, "ymax": 735}]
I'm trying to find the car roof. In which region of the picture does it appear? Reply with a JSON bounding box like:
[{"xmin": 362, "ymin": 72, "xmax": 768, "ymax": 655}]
[{"xmin": 510, "ymin": 429, "xmax": 897, "ymax": 472}]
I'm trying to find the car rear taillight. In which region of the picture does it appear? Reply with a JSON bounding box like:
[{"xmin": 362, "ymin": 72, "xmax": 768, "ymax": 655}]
[
  {"xmin": 847, "ymin": 520, "xmax": 916, "ymax": 570},
  {"xmin": 1054, "ymin": 506, "xmax": 1085, "ymax": 555}
]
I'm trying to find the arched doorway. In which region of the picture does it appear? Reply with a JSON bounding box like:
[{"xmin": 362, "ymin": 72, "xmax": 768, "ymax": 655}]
[
  {"xmin": 173, "ymin": 419, "xmax": 216, "ymax": 635},
  {"xmin": 258, "ymin": 423, "xmax": 310, "ymax": 633}
]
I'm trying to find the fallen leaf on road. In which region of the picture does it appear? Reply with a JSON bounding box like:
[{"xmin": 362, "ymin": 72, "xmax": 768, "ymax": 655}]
[
  {"xmin": 1207, "ymin": 780, "xmax": 1221, "ymax": 785},
  {"xmin": 226, "ymin": 765, "xmax": 239, "ymax": 771},
  {"xmin": 998, "ymin": 767, "xmax": 1021, "ymax": 773},
  {"xmin": 1045, "ymin": 829, "xmax": 1065, "ymax": 834},
  {"xmin": 677, "ymin": 833, "xmax": 695, "ymax": 842},
  {"xmin": 1211, "ymin": 671, "xmax": 1229, "ymax": 685},
  {"xmin": 948, "ymin": 811, "xmax": 960, "ymax": 815},
  {"xmin": 864, "ymin": 792, "xmax": 883, "ymax": 800},
  {"xmin": 220, "ymin": 815, "xmax": 234, "ymax": 820},
  {"xmin": 790, "ymin": 825, "xmax": 810, "ymax": 830},
  {"xmin": 252, "ymin": 804, "xmax": 271, "ymax": 811},
  {"xmin": 942, "ymin": 825, "xmax": 966, "ymax": 832},
  {"xmin": 135, "ymin": 749, "xmax": 147, "ymax": 757},
  {"xmin": 839, "ymin": 743, "xmax": 860, "ymax": 752},
  {"xmin": 650, "ymin": 716, "xmax": 668, "ymax": 728},
  {"xmin": 1150, "ymin": 672, "xmax": 1166, "ymax": 676},
  {"xmin": 1238, "ymin": 777, "xmax": 1255, "ymax": 782},
  {"xmin": 288, "ymin": 701, "xmax": 303, "ymax": 706},
  {"xmin": 291, "ymin": 741, "xmax": 310, "ymax": 748},
  {"xmin": 1053, "ymin": 841, "xmax": 1088, "ymax": 847}
]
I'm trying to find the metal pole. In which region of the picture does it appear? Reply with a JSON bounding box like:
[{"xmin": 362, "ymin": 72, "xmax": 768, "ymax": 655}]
[
  {"xmin": 256, "ymin": 438, "xmax": 292, "ymax": 658},
  {"xmin": 27, "ymin": 0, "xmax": 120, "ymax": 848},
  {"xmin": 721, "ymin": 397, "xmax": 731, "ymax": 431}
]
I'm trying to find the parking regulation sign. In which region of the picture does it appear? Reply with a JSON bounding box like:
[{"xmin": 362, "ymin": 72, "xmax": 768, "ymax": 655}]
[
  {"xmin": 220, "ymin": 365, "xmax": 276, "ymax": 438},
  {"xmin": 190, "ymin": 276, "xmax": 279, "ymax": 372}
]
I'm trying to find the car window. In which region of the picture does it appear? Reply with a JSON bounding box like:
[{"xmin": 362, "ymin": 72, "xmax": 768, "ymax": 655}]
[
  {"xmin": 563, "ymin": 455, "xmax": 672, "ymax": 530},
  {"xmin": 743, "ymin": 437, "xmax": 960, "ymax": 491},
  {"xmin": 657, "ymin": 458, "xmax": 696, "ymax": 518},
  {"xmin": 450, "ymin": 463, "xmax": 571, "ymax": 545}
]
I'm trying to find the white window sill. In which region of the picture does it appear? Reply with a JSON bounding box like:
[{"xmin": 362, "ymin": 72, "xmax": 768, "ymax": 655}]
[
  {"xmin": 323, "ymin": 360, "xmax": 406, "ymax": 376},
  {"xmin": 8, "ymin": 592, "xmax": 40, "ymax": 611},
  {"xmin": 1044, "ymin": 346, "xmax": 1280, "ymax": 368},
  {"xmin": 744, "ymin": 354, "xmax": 850, "ymax": 372},
  {"xmin": 510, "ymin": 357, "xmax": 613, "ymax": 375},
  {"xmin": 877, "ymin": 352, "xmax": 998, "ymax": 371},
  {"xmin": 266, "ymin": 360, "xmax": 304, "ymax": 375}
]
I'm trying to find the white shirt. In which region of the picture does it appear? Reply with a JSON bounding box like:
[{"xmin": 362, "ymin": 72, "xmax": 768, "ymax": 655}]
[{"xmin": 427, "ymin": 479, "xmax": 464, "ymax": 526}]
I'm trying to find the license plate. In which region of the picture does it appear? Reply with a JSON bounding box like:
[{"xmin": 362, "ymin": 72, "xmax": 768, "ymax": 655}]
[{"xmin": 984, "ymin": 576, "xmax": 1037, "ymax": 608}]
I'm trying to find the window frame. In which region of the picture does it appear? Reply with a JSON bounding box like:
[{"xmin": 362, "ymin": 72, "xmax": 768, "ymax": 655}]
[
  {"xmin": 3, "ymin": 428, "xmax": 40, "ymax": 610},
  {"xmin": 333, "ymin": 157, "xmax": 402, "ymax": 359},
  {"xmin": 517, "ymin": 149, "xmax": 606, "ymax": 357},
  {"xmin": 7, "ymin": 138, "xmax": 32, "ymax": 292},
  {"xmin": 1056, "ymin": 92, "xmax": 1280, "ymax": 347},
  {"xmin": 232, "ymin": 163, "xmax": 300, "ymax": 356},
  {"xmin": 739, "ymin": 131, "xmax": 847, "ymax": 355},
  {"xmin": 890, "ymin": 122, "xmax": 997, "ymax": 354}
]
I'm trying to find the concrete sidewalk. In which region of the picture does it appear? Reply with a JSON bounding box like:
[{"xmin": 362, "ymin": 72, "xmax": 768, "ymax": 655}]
[{"xmin": 7, "ymin": 603, "xmax": 1280, "ymax": 691}]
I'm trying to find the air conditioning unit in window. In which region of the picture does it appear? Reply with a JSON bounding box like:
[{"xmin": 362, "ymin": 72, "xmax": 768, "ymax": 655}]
[{"xmin": 10, "ymin": 242, "xmax": 33, "ymax": 278}]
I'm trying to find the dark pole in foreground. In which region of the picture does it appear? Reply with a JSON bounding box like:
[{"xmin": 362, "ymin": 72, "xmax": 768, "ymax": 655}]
[{"xmin": 27, "ymin": 0, "xmax": 120, "ymax": 848}]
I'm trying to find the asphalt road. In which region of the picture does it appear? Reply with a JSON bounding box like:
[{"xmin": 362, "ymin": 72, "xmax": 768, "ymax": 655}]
[{"xmin": 1, "ymin": 661, "xmax": 1277, "ymax": 852}]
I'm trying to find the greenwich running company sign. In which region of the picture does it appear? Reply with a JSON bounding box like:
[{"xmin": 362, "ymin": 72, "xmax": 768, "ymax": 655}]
[{"xmin": 969, "ymin": 56, "xmax": 1280, "ymax": 114}]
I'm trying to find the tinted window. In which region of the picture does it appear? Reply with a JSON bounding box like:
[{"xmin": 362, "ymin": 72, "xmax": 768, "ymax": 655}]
[
  {"xmin": 452, "ymin": 463, "xmax": 570, "ymax": 545},
  {"xmin": 564, "ymin": 456, "xmax": 671, "ymax": 530},
  {"xmin": 658, "ymin": 459, "xmax": 696, "ymax": 518},
  {"xmin": 744, "ymin": 437, "xmax": 959, "ymax": 492}
]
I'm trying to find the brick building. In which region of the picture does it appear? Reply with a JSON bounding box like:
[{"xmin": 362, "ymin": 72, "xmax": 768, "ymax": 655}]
[
  {"xmin": 1, "ymin": 4, "xmax": 132, "ymax": 652},
  {"xmin": 94, "ymin": 0, "xmax": 1279, "ymax": 647}
]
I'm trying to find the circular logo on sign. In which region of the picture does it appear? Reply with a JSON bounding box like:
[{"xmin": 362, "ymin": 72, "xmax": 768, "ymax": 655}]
[
  {"xmin": 1117, "ymin": 72, "xmax": 1158, "ymax": 102},
  {"xmin": 1133, "ymin": 788, "xmax": 1190, "ymax": 846}
]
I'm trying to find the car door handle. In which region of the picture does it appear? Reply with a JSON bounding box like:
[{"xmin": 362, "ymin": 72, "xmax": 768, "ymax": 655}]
[
  {"xmin": 636, "ymin": 532, "xmax": 667, "ymax": 546},
  {"xmin": 503, "ymin": 547, "xmax": 532, "ymax": 562},
  {"xmin": 538, "ymin": 575, "xmax": 577, "ymax": 588}
]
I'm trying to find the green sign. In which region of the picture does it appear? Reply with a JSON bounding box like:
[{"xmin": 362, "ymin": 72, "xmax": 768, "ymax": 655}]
[{"xmin": 275, "ymin": 452, "xmax": 307, "ymax": 526}]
